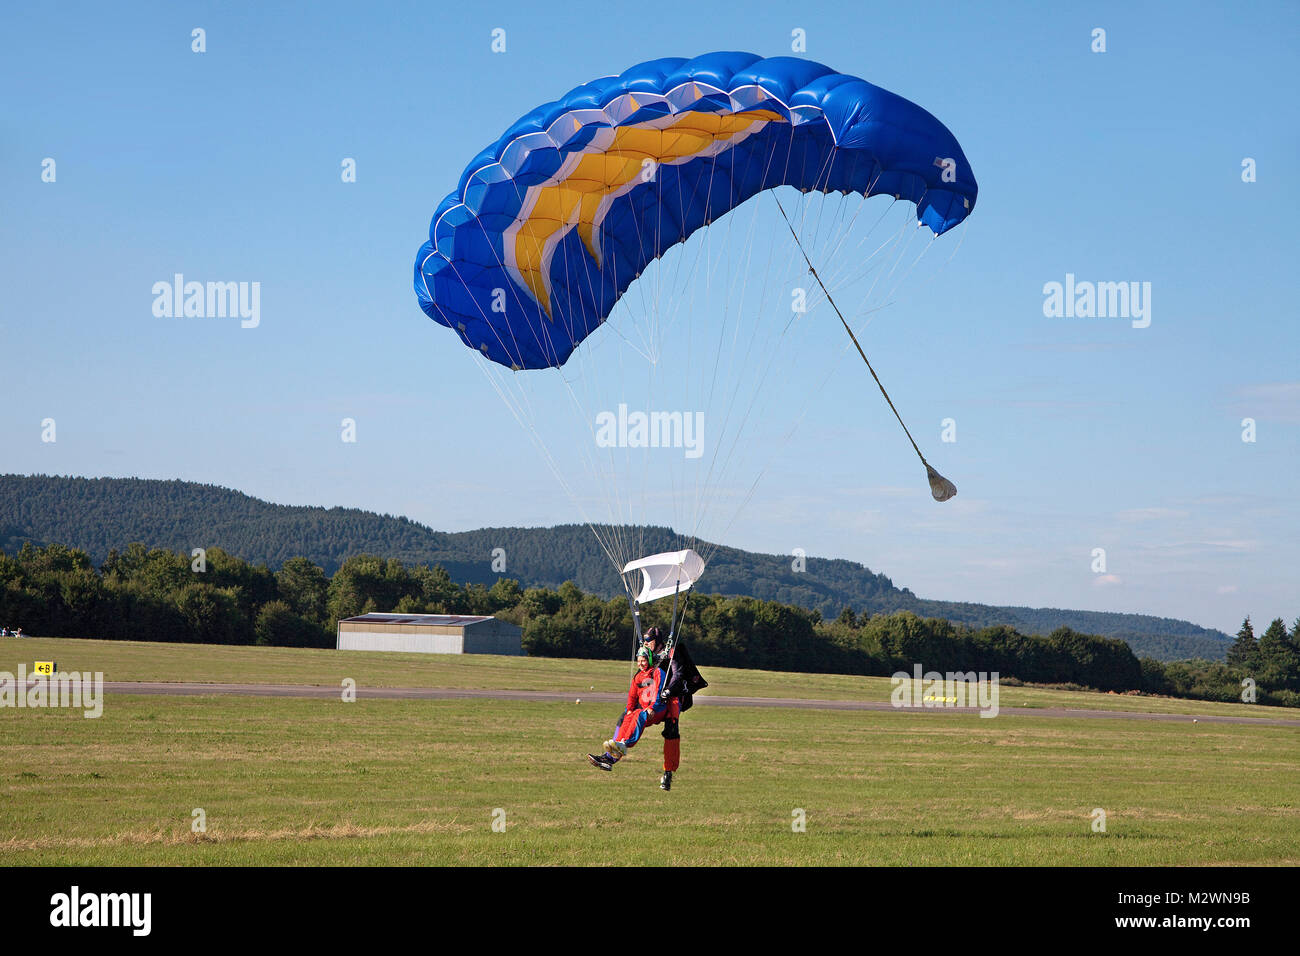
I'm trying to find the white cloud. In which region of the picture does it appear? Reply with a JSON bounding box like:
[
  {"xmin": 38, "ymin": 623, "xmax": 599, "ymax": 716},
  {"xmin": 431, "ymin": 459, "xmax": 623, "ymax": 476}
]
[
  {"xmin": 1115, "ymin": 507, "xmax": 1190, "ymax": 522},
  {"xmin": 1014, "ymin": 343, "xmax": 1140, "ymax": 353},
  {"xmin": 1231, "ymin": 382, "xmax": 1300, "ymax": 423},
  {"xmin": 1135, "ymin": 539, "xmax": 1259, "ymax": 557}
]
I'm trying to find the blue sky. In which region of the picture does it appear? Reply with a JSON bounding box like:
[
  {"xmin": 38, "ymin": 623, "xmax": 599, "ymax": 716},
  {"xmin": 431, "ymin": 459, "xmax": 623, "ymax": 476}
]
[{"xmin": 2, "ymin": 1, "xmax": 1297, "ymax": 634}]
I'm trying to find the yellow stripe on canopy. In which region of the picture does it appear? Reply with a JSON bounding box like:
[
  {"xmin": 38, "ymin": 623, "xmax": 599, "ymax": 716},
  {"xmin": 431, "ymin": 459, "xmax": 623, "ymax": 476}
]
[{"xmin": 511, "ymin": 109, "xmax": 784, "ymax": 316}]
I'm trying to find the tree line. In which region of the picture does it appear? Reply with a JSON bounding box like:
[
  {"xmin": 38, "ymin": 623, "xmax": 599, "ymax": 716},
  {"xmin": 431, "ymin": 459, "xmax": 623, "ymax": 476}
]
[
  {"xmin": 1, "ymin": 475, "xmax": 1232, "ymax": 660},
  {"xmin": 2, "ymin": 542, "xmax": 1296, "ymax": 707}
]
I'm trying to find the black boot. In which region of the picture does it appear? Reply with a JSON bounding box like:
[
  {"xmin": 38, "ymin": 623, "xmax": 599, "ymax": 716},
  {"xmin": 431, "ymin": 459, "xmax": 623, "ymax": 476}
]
[
  {"xmin": 588, "ymin": 753, "xmax": 614, "ymax": 771},
  {"xmin": 660, "ymin": 771, "xmax": 673, "ymax": 791}
]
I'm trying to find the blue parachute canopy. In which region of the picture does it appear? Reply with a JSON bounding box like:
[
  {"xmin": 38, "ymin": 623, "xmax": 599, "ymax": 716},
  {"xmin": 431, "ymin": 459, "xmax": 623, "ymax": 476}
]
[{"xmin": 414, "ymin": 52, "xmax": 977, "ymax": 370}]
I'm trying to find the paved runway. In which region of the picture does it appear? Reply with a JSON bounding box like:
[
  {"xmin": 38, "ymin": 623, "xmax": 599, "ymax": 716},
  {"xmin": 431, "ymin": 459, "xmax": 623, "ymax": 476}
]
[{"xmin": 95, "ymin": 681, "xmax": 1300, "ymax": 726}]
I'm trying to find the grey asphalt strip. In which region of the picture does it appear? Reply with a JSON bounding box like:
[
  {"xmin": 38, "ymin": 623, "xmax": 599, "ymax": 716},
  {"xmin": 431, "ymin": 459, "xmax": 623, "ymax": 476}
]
[{"xmin": 95, "ymin": 681, "xmax": 1300, "ymax": 726}]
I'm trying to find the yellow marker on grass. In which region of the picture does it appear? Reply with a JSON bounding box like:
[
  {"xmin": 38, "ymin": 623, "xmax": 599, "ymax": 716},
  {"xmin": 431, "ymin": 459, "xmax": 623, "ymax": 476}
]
[{"xmin": 34, "ymin": 661, "xmax": 56, "ymax": 677}]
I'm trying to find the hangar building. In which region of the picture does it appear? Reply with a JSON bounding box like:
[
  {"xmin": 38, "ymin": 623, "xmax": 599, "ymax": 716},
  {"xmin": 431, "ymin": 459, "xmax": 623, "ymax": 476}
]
[{"xmin": 336, "ymin": 613, "xmax": 524, "ymax": 656}]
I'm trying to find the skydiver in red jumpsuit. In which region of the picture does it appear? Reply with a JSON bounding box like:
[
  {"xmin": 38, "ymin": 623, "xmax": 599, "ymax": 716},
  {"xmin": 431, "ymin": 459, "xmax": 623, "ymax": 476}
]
[{"xmin": 588, "ymin": 643, "xmax": 681, "ymax": 790}]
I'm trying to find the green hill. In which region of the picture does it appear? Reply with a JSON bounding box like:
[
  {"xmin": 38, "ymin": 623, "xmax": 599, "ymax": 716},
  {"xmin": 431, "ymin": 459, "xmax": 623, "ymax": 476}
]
[{"xmin": 0, "ymin": 474, "xmax": 1232, "ymax": 661}]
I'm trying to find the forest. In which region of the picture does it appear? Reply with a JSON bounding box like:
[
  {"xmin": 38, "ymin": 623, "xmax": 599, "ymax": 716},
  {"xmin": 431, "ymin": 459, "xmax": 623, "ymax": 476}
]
[
  {"xmin": 0, "ymin": 475, "xmax": 1235, "ymax": 660},
  {"xmin": 2, "ymin": 542, "xmax": 1295, "ymax": 708}
]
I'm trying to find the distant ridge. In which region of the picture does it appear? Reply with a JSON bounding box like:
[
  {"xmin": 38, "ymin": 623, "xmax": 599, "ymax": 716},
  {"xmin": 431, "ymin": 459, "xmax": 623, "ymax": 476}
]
[{"xmin": 0, "ymin": 474, "xmax": 1232, "ymax": 662}]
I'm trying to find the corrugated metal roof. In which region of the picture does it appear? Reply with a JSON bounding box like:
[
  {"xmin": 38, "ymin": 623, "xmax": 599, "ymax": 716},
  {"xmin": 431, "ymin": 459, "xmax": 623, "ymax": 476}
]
[{"xmin": 340, "ymin": 613, "xmax": 499, "ymax": 626}]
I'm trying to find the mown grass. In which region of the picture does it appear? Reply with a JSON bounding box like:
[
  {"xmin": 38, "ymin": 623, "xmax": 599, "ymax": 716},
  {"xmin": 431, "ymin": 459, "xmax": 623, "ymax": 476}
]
[
  {"xmin": 1, "ymin": 692, "xmax": 1296, "ymax": 866},
  {"xmin": 3, "ymin": 636, "xmax": 1295, "ymax": 721}
]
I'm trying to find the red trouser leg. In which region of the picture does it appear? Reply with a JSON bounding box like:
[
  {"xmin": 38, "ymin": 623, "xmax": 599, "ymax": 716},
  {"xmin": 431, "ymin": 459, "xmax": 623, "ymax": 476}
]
[
  {"xmin": 663, "ymin": 737, "xmax": 680, "ymax": 772},
  {"xmin": 617, "ymin": 706, "xmax": 665, "ymax": 750},
  {"xmin": 616, "ymin": 711, "xmax": 639, "ymax": 745}
]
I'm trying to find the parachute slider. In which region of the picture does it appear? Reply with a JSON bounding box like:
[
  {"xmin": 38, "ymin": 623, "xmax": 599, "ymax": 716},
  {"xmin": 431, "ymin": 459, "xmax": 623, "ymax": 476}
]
[{"xmin": 622, "ymin": 549, "xmax": 705, "ymax": 604}]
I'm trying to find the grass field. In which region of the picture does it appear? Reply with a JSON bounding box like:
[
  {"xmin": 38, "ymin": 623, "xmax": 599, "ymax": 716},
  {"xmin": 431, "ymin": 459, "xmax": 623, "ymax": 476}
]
[
  {"xmin": 6, "ymin": 636, "xmax": 1298, "ymax": 720},
  {"xmin": 2, "ymin": 637, "xmax": 1297, "ymax": 865}
]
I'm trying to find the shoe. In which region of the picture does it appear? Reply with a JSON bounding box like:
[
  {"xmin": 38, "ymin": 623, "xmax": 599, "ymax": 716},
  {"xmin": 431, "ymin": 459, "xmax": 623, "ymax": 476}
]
[
  {"xmin": 587, "ymin": 753, "xmax": 614, "ymax": 771},
  {"xmin": 660, "ymin": 771, "xmax": 673, "ymax": 791},
  {"xmin": 603, "ymin": 739, "xmax": 628, "ymax": 757}
]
